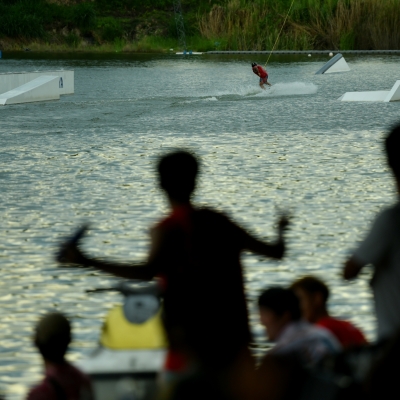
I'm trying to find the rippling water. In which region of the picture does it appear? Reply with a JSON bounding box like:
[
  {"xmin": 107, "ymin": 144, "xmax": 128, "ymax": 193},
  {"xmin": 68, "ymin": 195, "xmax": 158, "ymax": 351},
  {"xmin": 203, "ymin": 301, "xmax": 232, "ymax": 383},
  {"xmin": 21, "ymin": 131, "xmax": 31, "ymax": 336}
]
[{"xmin": 1, "ymin": 52, "xmax": 399, "ymax": 398}]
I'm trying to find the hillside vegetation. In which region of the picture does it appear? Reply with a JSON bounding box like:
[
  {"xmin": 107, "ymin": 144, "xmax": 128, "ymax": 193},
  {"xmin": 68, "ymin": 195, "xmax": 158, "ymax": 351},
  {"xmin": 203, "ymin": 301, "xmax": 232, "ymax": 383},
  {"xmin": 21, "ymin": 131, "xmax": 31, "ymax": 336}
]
[
  {"xmin": 0, "ymin": 0, "xmax": 399, "ymax": 52},
  {"xmin": 200, "ymin": 0, "xmax": 400, "ymax": 50}
]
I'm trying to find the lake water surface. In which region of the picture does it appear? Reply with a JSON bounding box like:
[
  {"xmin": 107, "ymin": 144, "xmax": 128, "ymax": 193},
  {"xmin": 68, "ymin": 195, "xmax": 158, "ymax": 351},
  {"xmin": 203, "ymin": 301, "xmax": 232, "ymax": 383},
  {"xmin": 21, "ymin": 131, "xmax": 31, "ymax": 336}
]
[{"xmin": 0, "ymin": 52, "xmax": 400, "ymax": 399}]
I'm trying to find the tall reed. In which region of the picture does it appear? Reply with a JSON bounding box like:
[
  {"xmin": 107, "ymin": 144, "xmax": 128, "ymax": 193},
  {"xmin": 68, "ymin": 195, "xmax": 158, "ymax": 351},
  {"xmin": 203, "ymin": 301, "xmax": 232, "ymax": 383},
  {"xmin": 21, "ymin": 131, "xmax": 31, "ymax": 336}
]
[{"xmin": 198, "ymin": 0, "xmax": 400, "ymax": 50}]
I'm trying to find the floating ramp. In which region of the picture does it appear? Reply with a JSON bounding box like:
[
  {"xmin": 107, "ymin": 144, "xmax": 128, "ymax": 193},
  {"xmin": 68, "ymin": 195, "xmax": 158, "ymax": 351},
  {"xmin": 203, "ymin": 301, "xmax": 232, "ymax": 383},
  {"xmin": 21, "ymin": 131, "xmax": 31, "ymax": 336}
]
[
  {"xmin": 315, "ymin": 53, "xmax": 350, "ymax": 74},
  {"xmin": 0, "ymin": 70, "xmax": 74, "ymax": 106},
  {"xmin": 339, "ymin": 80, "xmax": 400, "ymax": 102},
  {"xmin": 0, "ymin": 76, "xmax": 60, "ymax": 105}
]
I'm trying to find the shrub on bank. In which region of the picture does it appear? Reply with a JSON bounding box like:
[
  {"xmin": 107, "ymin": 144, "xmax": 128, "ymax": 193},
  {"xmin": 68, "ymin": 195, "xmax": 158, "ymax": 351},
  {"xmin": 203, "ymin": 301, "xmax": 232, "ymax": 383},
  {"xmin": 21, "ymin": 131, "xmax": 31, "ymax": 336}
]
[
  {"xmin": 65, "ymin": 32, "xmax": 81, "ymax": 48},
  {"xmin": 97, "ymin": 17, "xmax": 124, "ymax": 41},
  {"xmin": 0, "ymin": 0, "xmax": 398, "ymax": 51},
  {"xmin": 198, "ymin": 0, "xmax": 400, "ymax": 50},
  {"xmin": 72, "ymin": 2, "xmax": 97, "ymax": 32},
  {"xmin": 0, "ymin": 0, "xmax": 97, "ymax": 39},
  {"xmin": 0, "ymin": 0, "xmax": 47, "ymax": 38}
]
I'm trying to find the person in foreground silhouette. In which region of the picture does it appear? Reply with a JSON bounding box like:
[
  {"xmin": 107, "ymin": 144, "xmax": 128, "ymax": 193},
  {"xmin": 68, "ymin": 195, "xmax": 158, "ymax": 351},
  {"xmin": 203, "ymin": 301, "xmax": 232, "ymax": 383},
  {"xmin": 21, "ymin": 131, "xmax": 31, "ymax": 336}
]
[
  {"xmin": 343, "ymin": 123, "xmax": 400, "ymax": 342},
  {"xmin": 57, "ymin": 150, "xmax": 289, "ymax": 376},
  {"xmin": 27, "ymin": 312, "xmax": 93, "ymax": 400}
]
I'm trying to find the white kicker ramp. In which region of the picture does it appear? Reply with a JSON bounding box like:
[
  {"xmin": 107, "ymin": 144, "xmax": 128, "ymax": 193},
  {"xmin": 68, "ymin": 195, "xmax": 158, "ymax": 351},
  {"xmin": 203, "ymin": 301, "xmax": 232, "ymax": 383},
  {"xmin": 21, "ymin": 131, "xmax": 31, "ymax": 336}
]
[
  {"xmin": 0, "ymin": 70, "xmax": 74, "ymax": 105},
  {"xmin": 339, "ymin": 80, "xmax": 400, "ymax": 102},
  {"xmin": 0, "ymin": 76, "xmax": 60, "ymax": 105},
  {"xmin": 315, "ymin": 53, "xmax": 351, "ymax": 74},
  {"xmin": 0, "ymin": 70, "xmax": 74, "ymax": 95}
]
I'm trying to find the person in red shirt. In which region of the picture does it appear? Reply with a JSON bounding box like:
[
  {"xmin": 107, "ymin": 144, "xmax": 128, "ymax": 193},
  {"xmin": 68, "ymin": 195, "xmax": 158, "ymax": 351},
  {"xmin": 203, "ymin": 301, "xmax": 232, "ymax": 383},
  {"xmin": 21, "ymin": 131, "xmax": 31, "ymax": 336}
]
[
  {"xmin": 57, "ymin": 150, "xmax": 289, "ymax": 378},
  {"xmin": 27, "ymin": 313, "xmax": 94, "ymax": 400},
  {"xmin": 290, "ymin": 276, "xmax": 367, "ymax": 349},
  {"xmin": 251, "ymin": 62, "xmax": 271, "ymax": 88}
]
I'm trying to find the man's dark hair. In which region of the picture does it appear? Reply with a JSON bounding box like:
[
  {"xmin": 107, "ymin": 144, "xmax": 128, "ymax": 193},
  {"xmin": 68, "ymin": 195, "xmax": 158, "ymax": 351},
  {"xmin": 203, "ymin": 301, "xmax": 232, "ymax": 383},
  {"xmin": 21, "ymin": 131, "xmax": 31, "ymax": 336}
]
[
  {"xmin": 34, "ymin": 313, "xmax": 71, "ymax": 363},
  {"xmin": 290, "ymin": 276, "xmax": 330, "ymax": 303},
  {"xmin": 157, "ymin": 150, "xmax": 199, "ymax": 202},
  {"xmin": 385, "ymin": 123, "xmax": 400, "ymax": 180},
  {"xmin": 258, "ymin": 287, "xmax": 301, "ymax": 321}
]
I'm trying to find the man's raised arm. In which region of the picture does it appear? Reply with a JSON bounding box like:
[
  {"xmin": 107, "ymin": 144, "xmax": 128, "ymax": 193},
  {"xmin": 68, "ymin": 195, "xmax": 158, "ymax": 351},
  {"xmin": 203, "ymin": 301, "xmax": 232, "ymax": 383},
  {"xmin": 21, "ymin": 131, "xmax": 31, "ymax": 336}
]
[
  {"xmin": 243, "ymin": 216, "xmax": 289, "ymax": 259},
  {"xmin": 55, "ymin": 226, "xmax": 164, "ymax": 281}
]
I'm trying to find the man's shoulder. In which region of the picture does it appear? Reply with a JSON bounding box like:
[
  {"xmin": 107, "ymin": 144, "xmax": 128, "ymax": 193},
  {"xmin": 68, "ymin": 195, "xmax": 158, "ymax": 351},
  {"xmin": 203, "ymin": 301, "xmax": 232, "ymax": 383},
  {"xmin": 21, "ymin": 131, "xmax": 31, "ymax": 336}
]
[
  {"xmin": 318, "ymin": 316, "xmax": 356, "ymax": 332},
  {"xmin": 51, "ymin": 362, "xmax": 92, "ymax": 387},
  {"xmin": 278, "ymin": 322, "xmax": 340, "ymax": 353},
  {"xmin": 373, "ymin": 202, "xmax": 400, "ymax": 223},
  {"xmin": 362, "ymin": 202, "xmax": 400, "ymax": 238},
  {"xmin": 194, "ymin": 207, "xmax": 235, "ymax": 224},
  {"xmin": 195, "ymin": 206, "xmax": 224, "ymax": 216},
  {"xmin": 317, "ymin": 317, "xmax": 367, "ymax": 346},
  {"xmin": 27, "ymin": 363, "xmax": 92, "ymax": 400},
  {"xmin": 350, "ymin": 202, "xmax": 400, "ymax": 242},
  {"xmin": 306, "ymin": 321, "xmax": 336, "ymax": 338},
  {"xmin": 27, "ymin": 380, "xmax": 55, "ymax": 400},
  {"xmin": 64, "ymin": 362, "xmax": 91, "ymax": 382}
]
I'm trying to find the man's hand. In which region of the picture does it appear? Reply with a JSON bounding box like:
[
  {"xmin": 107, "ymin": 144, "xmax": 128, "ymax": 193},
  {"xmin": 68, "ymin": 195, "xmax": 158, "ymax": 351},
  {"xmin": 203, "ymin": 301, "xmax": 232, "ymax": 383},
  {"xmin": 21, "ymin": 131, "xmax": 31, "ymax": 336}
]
[
  {"xmin": 56, "ymin": 241, "xmax": 87, "ymax": 266},
  {"xmin": 56, "ymin": 224, "xmax": 89, "ymax": 266},
  {"xmin": 54, "ymin": 225, "xmax": 155, "ymax": 280},
  {"xmin": 277, "ymin": 214, "xmax": 290, "ymax": 239},
  {"xmin": 343, "ymin": 257, "xmax": 364, "ymax": 280}
]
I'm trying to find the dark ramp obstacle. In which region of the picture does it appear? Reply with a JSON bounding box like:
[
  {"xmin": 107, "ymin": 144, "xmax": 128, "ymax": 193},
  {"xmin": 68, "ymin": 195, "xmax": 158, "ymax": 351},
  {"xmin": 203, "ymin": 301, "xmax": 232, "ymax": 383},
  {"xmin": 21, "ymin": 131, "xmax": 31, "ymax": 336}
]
[{"xmin": 315, "ymin": 53, "xmax": 350, "ymax": 74}]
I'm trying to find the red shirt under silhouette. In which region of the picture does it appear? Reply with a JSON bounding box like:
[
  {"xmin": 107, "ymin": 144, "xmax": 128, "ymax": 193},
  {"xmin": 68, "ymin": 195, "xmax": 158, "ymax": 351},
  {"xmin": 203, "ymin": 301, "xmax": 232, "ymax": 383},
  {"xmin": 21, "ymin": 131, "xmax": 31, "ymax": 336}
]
[{"xmin": 316, "ymin": 316, "xmax": 367, "ymax": 349}]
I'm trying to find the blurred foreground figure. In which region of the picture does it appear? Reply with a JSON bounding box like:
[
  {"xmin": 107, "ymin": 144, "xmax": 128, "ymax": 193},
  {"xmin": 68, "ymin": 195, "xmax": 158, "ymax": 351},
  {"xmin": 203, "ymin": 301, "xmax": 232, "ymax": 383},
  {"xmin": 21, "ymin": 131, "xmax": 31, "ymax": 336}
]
[
  {"xmin": 364, "ymin": 331, "xmax": 400, "ymax": 399},
  {"xmin": 27, "ymin": 312, "xmax": 93, "ymax": 400},
  {"xmin": 343, "ymin": 123, "xmax": 400, "ymax": 341},
  {"xmin": 57, "ymin": 150, "xmax": 289, "ymax": 381},
  {"xmin": 291, "ymin": 276, "xmax": 367, "ymax": 349},
  {"xmin": 258, "ymin": 287, "xmax": 341, "ymax": 366}
]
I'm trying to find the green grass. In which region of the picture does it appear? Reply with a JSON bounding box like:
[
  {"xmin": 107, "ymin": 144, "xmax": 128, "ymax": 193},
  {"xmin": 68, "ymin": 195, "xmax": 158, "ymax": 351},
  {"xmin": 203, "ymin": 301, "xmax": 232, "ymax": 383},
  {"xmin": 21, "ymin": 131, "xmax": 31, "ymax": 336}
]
[
  {"xmin": 198, "ymin": 0, "xmax": 400, "ymax": 50},
  {"xmin": 0, "ymin": 0, "xmax": 399, "ymax": 52}
]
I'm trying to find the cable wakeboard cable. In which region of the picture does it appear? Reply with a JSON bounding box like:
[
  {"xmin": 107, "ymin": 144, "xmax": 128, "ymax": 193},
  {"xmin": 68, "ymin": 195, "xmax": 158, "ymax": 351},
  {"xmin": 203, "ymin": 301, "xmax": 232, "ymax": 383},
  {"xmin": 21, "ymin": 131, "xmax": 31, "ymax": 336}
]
[{"xmin": 265, "ymin": 0, "xmax": 296, "ymax": 67}]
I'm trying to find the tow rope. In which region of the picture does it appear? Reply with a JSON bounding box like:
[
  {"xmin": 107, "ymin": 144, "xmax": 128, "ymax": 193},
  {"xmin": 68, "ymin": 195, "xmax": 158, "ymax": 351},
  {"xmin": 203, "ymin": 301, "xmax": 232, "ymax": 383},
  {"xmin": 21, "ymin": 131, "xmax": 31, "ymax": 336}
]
[{"xmin": 265, "ymin": 0, "xmax": 296, "ymax": 67}]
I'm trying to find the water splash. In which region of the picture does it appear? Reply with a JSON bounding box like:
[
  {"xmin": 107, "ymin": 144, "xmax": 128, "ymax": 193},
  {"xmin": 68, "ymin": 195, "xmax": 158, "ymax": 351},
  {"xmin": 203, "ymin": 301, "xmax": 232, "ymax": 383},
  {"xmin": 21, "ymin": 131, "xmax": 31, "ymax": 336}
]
[
  {"xmin": 204, "ymin": 82, "xmax": 317, "ymax": 100},
  {"xmin": 175, "ymin": 96, "xmax": 218, "ymax": 105},
  {"xmin": 209, "ymin": 85, "xmax": 261, "ymax": 97},
  {"xmin": 258, "ymin": 81, "xmax": 318, "ymax": 97}
]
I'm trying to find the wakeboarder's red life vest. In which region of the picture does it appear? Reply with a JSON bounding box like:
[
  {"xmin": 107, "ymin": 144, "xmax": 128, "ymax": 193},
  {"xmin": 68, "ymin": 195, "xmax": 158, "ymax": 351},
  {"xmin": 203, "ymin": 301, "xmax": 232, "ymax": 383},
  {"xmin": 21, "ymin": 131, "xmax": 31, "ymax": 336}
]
[{"xmin": 253, "ymin": 65, "xmax": 268, "ymax": 78}]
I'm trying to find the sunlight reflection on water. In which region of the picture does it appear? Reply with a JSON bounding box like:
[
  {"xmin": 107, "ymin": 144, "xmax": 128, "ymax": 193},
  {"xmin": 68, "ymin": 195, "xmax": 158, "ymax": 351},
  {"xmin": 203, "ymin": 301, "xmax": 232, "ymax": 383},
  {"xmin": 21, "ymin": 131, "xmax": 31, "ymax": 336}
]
[{"xmin": 0, "ymin": 53, "xmax": 399, "ymax": 398}]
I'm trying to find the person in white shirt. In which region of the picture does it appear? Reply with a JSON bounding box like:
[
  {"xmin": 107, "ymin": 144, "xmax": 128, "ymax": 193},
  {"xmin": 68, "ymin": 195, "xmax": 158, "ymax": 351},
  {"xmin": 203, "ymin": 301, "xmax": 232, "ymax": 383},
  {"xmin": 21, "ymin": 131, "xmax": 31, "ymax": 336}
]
[
  {"xmin": 258, "ymin": 287, "xmax": 341, "ymax": 366},
  {"xmin": 343, "ymin": 123, "xmax": 400, "ymax": 341}
]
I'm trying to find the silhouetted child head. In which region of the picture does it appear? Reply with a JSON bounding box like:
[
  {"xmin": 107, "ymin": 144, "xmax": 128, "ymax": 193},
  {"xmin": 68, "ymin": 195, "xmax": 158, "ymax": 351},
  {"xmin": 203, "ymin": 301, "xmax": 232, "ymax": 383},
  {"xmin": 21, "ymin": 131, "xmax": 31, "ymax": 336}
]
[
  {"xmin": 386, "ymin": 122, "xmax": 400, "ymax": 181},
  {"xmin": 34, "ymin": 312, "xmax": 71, "ymax": 364},
  {"xmin": 290, "ymin": 276, "xmax": 329, "ymax": 323},
  {"xmin": 258, "ymin": 287, "xmax": 301, "ymax": 341},
  {"xmin": 157, "ymin": 150, "xmax": 199, "ymax": 202}
]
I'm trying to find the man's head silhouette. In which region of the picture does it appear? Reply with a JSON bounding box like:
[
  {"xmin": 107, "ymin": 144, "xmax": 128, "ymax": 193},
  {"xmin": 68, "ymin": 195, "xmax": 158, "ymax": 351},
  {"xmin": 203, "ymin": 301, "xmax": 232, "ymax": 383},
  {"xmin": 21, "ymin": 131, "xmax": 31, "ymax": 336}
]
[
  {"xmin": 34, "ymin": 312, "xmax": 71, "ymax": 363},
  {"xmin": 157, "ymin": 150, "xmax": 199, "ymax": 203}
]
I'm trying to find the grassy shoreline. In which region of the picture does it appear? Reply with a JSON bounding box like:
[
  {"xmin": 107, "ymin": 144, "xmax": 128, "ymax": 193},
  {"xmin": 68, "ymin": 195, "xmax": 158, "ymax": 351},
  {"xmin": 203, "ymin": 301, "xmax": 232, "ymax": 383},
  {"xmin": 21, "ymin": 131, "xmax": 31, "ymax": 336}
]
[
  {"xmin": 1, "ymin": 0, "xmax": 399, "ymax": 53},
  {"xmin": 0, "ymin": 36, "xmax": 218, "ymax": 54}
]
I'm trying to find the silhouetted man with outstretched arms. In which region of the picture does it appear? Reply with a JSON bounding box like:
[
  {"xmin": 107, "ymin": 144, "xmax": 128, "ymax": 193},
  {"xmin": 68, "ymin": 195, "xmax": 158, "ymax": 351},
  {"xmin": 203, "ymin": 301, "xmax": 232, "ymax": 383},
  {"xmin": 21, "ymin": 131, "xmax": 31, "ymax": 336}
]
[
  {"xmin": 57, "ymin": 150, "xmax": 289, "ymax": 372},
  {"xmin": 343, "ymin": 123, "xmax": 400, "ymax": 341}
]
